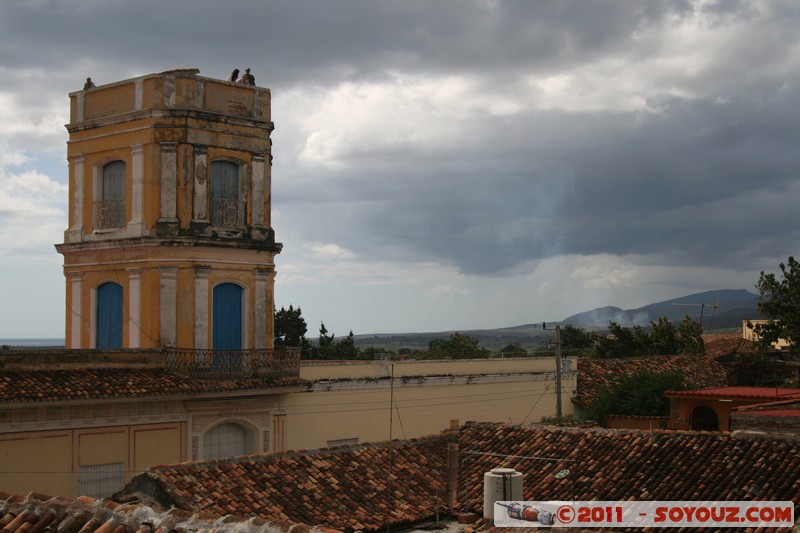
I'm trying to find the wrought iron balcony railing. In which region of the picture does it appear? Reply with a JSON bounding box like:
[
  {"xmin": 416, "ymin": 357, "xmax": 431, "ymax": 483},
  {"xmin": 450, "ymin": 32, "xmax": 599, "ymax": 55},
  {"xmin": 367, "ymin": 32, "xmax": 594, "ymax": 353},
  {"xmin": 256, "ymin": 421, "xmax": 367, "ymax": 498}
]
[
  {"xmin": 210, "ymin": 198, "xmax": 244, "ymax": 228},
  {"xmin": 165, "ymin": 347, "xmax": 300, "ymax": 379},
  {"xmin": 94, "ymin": 199, "xmax": 126, "ymax": 229}
]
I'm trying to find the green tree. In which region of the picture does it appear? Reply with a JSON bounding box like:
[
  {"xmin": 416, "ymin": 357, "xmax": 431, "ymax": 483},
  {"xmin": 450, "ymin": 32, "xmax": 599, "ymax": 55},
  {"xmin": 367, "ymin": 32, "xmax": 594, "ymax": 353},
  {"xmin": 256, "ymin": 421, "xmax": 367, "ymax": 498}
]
[
  {"xmin": 754, "ymin": 256, "xmax": 800, "ymax": 350},
  {"xmin": 584, "ymin": 369, "xmax": 687, "ymax": 422},
  {"xmin": 593, "ymin": 321, "xmax": 638, "ymax": 358},
  {"xmin": 560, "ymin": 325, "xmax": 594, "ymax": 355},
  {"xmin": 649, "ymin": 317, "xmax": 678, "ymax": 355},
  {"xmin": 274, "ymin": 305, "xmax": 311, "ymax": 357},
  {"xmin": 308, "ymin": 323, "xmax": 363, "ymax": 360},
  {"xmin": 335, "ymin": 330, "xmax": 359, "ymax": 359},
  {"xmin": 677, "ymin": 315, "xmax": 705, "ymax": 354},
  {"xmin": 318, "ymin": 322, "xmax": 335, "ymax": 347},
  {"xmin": 498, "ymin": 343, "xmax": 528, "ymax": 358},
  {"xmin": 592, "ymin": 317, "xmax": 704, "ymax": 358},
  {"xmin": 426, "ymin": 332, "xmax": 489, "ymax": 359}
]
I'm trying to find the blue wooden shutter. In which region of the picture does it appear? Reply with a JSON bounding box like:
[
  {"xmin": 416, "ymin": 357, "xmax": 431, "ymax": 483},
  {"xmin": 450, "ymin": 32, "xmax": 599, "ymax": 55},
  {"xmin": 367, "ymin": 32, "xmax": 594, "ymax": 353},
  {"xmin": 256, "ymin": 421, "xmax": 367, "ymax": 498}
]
[
  {"xmin": 213, "ymin": 283, "xmax": 243, "ymax": 350},
  {"xmin": 97, "ymin": 282, "xmax": 123, "ymax": 348}
]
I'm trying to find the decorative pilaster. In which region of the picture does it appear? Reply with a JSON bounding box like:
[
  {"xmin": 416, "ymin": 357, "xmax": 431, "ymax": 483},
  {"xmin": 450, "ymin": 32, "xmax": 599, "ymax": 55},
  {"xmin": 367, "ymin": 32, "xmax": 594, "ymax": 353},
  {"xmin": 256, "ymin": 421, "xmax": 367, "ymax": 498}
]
[
  {"xmin": 68, "ymin": 272, "xmax": 83, "ymax": 349},
  {"xmin": 251, "ymin": 155, "xmax": 265, "ymax": 228},
  {"xmin": 67, "ymin": 155, "xmax": 84, "ymax": 242},
  {"xmin": 254, "ymin": 269, "xmax": 269, "ymax": 349},
  {"xmin": 266, "ymin": 269, "xmax": 276, "ymax": 347},
  {"xmin": 130, "ymin": 144, "xmax": 145, "ymax": 236},
  {"xmin": 134, "ymin": 78, "xmax": 143, "ymax": 111},
  {"xmin": 158, "ymin": 142, "xmax": 179, "ymax": 236},
  {"xmin": 272, "ymin": 413, "xmax": 286, "ymax": 452},
  {"xmin": 194, "ymin": 266, "xmax": 210, "ymax": 349},
  {"xmin": 159, "ymin": 268, "xmax": 178, "ymax": 347},
  {"xmin": 127, "ymin": 269, "xmax": 142, "ymax": 348},
  {"xmin": 191, "ymin": 146, "xmax": 209, "ymax": 234}
]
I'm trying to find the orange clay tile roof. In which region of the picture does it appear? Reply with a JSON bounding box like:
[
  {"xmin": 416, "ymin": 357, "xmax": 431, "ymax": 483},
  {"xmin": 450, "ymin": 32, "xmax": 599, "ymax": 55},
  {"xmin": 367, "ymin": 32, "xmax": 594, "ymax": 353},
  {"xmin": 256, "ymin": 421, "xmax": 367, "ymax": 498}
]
[
  {"xmin": 126, "ymin": 436, "xmax": 449, "ymax": 532},
  {"xmin": 664, "ymin": 386, "xmax": 800, "ymax": 400},
  {"xmin": 456, "ymin": 423, "xmax": 800, "ymax": 516},
  {"xmin": 702, "ymin": 333, "xmax": 757, "ymax": 360},
  {"xmin": 0, "ymin": 491, "xmax": 334, "ymax": 533},
  {"xmin": 0, "ymin": 368, "xmax": 304, "ymax": 404},
  {"xmin": 118, "ymin": 423, "xmax": 800, "ymax": 532},
  {"xmin": 573, "ymin": 354, "xmax": 729, "ymax": 407}
]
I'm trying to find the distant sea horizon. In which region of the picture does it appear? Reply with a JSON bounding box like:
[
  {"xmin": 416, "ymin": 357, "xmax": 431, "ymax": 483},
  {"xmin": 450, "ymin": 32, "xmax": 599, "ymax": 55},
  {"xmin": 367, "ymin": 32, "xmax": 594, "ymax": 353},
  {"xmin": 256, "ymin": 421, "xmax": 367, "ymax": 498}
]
[{"xmin": 0, "ymin": 338, "xmax": 65, "ymax": 347}]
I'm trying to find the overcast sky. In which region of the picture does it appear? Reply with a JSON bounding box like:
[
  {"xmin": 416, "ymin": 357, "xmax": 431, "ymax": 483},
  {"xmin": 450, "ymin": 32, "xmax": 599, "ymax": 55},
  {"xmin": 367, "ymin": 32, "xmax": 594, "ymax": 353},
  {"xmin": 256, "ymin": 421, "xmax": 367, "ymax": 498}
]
[{"xmin": 1, "ymin": 0, "xmax": 798, "ymax": 339}]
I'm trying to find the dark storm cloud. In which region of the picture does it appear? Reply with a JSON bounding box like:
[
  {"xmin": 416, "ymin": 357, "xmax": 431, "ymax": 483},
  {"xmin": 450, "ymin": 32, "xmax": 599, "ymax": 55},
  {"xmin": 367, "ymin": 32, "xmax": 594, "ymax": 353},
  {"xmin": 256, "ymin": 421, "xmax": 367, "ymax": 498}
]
[
  {"xmin": 2, "ymin": 0, "xmax": 797, "ymax": 277},
  {"xmin": 2, "ymin": 0, "xmax": 692, "ymax": 85}
]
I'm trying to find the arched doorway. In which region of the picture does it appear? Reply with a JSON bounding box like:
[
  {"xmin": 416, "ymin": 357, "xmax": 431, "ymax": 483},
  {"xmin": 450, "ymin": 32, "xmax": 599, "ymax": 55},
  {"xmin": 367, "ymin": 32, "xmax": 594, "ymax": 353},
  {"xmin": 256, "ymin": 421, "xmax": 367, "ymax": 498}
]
[
  {"xmin": 203, "ymin": 422, "xmax": 254, "ymax": 460},
  {"xmin": 690, "ymin": 405, "xmax": 719, "ymax": 431},
  {"xmin": 96, "ymin": 282, "xmax": 123, "ymax": 348}
]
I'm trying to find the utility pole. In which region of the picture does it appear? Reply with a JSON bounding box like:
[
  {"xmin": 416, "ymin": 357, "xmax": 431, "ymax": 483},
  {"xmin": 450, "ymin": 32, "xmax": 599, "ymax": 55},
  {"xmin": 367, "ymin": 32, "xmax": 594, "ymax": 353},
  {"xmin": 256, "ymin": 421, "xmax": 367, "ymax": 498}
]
[{"xmin": 555, "ymin": 325, "xmax": 562, "ymax": 418}]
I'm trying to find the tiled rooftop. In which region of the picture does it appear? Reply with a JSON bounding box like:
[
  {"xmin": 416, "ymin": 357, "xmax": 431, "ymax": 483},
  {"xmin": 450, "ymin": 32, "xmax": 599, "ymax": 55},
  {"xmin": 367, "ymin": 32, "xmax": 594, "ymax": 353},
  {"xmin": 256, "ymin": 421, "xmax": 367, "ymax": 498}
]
[
  {"xmin": 115, "ymin": 423, "xmax": 800, "ymax": 532},
  {"xmin": 0, "ymin": 491, "xmax": 326, "ymax": 533},
  {"xmin": 574, "ymin": 354, "xmax": 729, "ymax": 407},
  {"xmin": 665, "ymin": 386, "xmax": 800, "ymax": 400},
  {"xmin": 702, "ymin": 333, "xmax": 756, "ymax": 360},
  {"xmin": 0, "ymin": 368, "xmax": 304, "ymax": 404},
  {"xmin": 456, "ymin": 423, "xmax": 800, "ymax": 513},
  {"xmin": 122, "ymin": 436, "xmax": 450, "ymax": 532}
]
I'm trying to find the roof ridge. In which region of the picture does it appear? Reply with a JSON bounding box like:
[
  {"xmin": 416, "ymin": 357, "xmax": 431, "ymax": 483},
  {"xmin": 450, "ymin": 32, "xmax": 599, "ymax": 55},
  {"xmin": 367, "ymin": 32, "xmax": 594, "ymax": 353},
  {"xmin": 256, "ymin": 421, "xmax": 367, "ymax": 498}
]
[{"xmin": 146, "ymin": 432, "xmax": 451, "ymax": 473}]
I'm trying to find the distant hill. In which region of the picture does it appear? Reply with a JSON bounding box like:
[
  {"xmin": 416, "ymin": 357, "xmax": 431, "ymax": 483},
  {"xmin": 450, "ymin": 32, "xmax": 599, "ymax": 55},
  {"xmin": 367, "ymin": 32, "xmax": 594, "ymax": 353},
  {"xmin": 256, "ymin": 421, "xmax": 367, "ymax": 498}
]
[
  {"xmin": 353, "ymin": 289, "xmax": 760, "ymax": 351},
  {"xmin": 561, "ymin": 289, "xmax": 759, "ymax": 329}
]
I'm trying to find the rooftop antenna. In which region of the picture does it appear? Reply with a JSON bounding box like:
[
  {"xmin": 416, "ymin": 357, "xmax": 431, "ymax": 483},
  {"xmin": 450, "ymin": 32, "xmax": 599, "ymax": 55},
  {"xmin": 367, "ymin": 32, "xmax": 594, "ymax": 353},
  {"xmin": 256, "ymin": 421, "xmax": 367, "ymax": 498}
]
[{"xmin": 672, "ymin": 301, "xmax": 720, "ymax": 327}]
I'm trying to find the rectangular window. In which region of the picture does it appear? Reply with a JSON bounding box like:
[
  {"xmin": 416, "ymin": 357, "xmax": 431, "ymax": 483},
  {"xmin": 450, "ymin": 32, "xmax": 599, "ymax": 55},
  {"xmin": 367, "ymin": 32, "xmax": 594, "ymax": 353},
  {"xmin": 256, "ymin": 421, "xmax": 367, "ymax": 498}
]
[
  {"xmin": 78, "ymin": 462, "xmax": 125, "ymax": 499},
  {"xmin": 95, "ymin": 161, "xmax": 126, "ymax": 229},
  {"xmin": 210, "ymin": 161, "xmax": 243, "ymax": 228}
]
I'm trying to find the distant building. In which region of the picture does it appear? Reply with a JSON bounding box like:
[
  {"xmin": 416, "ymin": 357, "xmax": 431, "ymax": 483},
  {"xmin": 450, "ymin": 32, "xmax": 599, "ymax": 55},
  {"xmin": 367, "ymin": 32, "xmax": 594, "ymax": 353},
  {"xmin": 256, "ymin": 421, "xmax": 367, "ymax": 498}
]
[
  {"xmin": 742, "ymin": 320, "xmax": 791, "ymax": 351},
  {"xmin": 732, "ymin": 397, "xmax": 800, "ymax": 436},
  {"xmin": 665, "ymin": 386, "xmax": 800, "ymax": 431}
]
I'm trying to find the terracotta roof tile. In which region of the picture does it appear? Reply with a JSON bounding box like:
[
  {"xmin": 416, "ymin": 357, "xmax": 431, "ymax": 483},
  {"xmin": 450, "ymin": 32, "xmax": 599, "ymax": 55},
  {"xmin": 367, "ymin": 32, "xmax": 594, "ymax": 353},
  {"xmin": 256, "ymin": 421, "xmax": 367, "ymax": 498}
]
[
  {"xmin": 0, "ymin": 492, "xmax": 319, "ymax": 533},
  {"xmin": 124, "ymin": 437, "xmax": 449, "ymax": 532},
  {"xmin": 117, "ymin": 423, "xmax": 800, "ymax": 532},
  {"xmin": 574, "ymin": 354, "xmax": 728, "ymax": 407},
  {"xmin": 456, "ymin": 423, "xmax": 800, "ymax": 526},
  {"xmin": 702, "ymin": 333, "xmax": 757, "ymax": 360},
  {"xmin": 0, "ymin": 369, "xmax": 304, "ymax": 404}
]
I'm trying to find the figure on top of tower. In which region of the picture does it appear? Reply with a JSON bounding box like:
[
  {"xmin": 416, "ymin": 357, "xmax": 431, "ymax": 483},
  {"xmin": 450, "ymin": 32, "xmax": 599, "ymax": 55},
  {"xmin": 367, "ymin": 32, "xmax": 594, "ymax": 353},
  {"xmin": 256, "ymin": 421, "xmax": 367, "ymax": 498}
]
[{"xmin": 240, "ymin": 68, "xmax": 255, "ymax": 86}]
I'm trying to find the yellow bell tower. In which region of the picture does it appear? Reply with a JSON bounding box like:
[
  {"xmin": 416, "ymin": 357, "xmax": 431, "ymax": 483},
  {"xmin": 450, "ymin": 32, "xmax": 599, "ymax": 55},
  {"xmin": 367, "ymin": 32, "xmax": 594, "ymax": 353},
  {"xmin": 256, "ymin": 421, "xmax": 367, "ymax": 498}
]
[{"xmin": 56, "ymin": 68, "xmax": 281, "ymax": 350}]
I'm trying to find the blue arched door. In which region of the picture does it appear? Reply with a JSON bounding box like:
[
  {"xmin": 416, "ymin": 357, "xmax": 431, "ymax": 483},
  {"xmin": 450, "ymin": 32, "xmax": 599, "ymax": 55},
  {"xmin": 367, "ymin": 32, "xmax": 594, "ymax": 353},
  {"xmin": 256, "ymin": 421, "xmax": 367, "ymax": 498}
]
[
  {"xmin": 213, "ymin": 283, "xmax": 243, "ymax": 350},
  {"xmin": 97, "ymin": 282, "xmax": 123, "ymax": 348}
]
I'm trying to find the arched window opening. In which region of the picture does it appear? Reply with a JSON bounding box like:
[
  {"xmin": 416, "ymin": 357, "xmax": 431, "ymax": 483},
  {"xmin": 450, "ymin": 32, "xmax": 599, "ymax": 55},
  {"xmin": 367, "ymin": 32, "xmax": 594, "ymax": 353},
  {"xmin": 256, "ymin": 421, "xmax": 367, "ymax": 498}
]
[
  {"xmin": 210, "ymin": 161, "xmax": 243, "ymax": 228},
  {"xmin": 95, "ymin": 161, "xmax": 126, "ymax": 228},
  {"xmin": 690, "ymin": 405, "xmax": 719, "ymax": 431},
  {"xmin": 96, "ymin": 282, "xmax": 123, "ymax": 349},
  {"xmin": 203, "ymin": 422, "xmax": 254, "ymax": 460}
]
